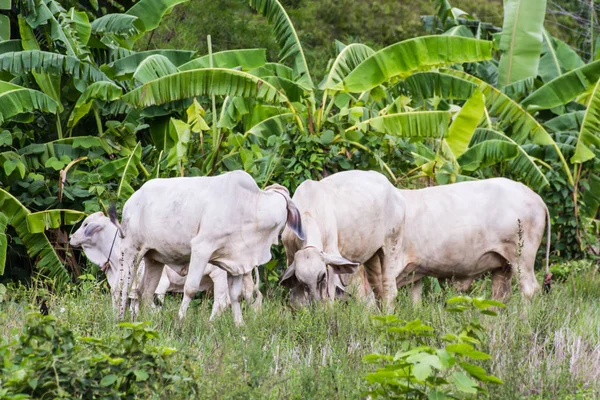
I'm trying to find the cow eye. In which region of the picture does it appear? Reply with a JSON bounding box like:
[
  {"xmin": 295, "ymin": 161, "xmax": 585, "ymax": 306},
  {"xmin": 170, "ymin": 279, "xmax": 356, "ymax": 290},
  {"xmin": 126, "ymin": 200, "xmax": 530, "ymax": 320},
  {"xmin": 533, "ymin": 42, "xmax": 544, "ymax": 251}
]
[{"xmin": 83, "ymin": 223, "xmax": 88, "ymax": 227}]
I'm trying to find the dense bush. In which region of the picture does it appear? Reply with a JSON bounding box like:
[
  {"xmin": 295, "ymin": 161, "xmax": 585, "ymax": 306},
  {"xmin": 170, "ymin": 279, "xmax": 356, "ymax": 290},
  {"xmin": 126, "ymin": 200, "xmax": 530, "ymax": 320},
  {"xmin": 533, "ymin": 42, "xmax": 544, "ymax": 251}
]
[{"xmin": 0, "ymin": 313, "xmax": 198, "ymax": 399}]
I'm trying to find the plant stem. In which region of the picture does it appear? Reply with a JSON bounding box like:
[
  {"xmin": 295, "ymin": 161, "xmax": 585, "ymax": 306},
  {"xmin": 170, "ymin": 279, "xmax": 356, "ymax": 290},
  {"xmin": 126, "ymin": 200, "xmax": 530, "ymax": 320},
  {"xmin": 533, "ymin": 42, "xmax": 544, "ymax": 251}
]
[
  {"xmin": 208, "ymin": 35, "xmax": 218, "ymax": 150},
  {"xmin": 56, "ymin": 114, "xmax": 63, "ymax": 139},
  {"xmin": 93, "ymin": 106, "xmax": 103, "ymax": 136}
]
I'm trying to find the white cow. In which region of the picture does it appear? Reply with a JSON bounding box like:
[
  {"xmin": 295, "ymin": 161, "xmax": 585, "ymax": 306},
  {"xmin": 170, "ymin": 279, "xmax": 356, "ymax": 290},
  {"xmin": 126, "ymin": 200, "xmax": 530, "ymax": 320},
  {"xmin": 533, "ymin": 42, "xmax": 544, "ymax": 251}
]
[
  {"xmin": 280, "ymin": 170, "xmax": 406, "ymax": 309},
  {"xmin": 395, "ymin": 177, "xmax": 551, "ymax": 302},
  {"xmin": 110, "ymin": 170, "xmax": 304, "ymax": 325},
  {"xmin": 288, "ymin": 265, "xmax": 375, "ymax": 308},
  {"xmin": 69, "ymin": 212, "xmax": 262, "ymax": 319}
]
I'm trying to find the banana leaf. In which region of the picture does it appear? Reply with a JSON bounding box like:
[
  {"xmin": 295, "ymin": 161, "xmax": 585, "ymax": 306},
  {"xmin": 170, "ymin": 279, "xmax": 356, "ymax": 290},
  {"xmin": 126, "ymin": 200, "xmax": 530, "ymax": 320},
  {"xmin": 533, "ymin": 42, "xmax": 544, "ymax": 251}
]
[
  {"xmin": 248, "ymin": 0, "xmax": 313, "ymax": 89},
  {"xmin": 497, "ymin": 0, "xmax": 546, "ymax": 86},
  {"xmin": 332, "ymin": 36, "xmax": 493, "ymax": 92},
  {"xmin": 123, "ymin": 68, "xmax": 289, "ymax": 107},
  {"xmin": 0, "ymin": 189, "xmax": 69, "ymax": 285},
  {"xmin": 0, "ymin": 81, "xmax": 58, "ymax": 125},
  {"xmin": 179, "ymin": 49, "xmax": 267, "ymax": 71},
  {"xmin": 26, "ymin": 210, "xmax": 86, "ymax": 233}
]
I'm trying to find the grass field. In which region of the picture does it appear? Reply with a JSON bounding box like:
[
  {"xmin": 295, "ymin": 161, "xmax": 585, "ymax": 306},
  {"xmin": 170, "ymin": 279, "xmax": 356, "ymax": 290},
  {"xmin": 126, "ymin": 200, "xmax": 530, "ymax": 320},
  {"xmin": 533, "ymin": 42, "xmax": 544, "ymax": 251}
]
[{"xmin": 1, "ymin": 268, "xmax": 599, "ymax": 399}]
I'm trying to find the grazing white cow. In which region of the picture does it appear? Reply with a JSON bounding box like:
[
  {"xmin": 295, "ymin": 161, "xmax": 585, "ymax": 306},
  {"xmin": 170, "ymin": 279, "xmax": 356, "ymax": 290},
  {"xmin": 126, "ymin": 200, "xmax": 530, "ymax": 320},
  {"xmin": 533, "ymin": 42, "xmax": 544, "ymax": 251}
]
[
  {"xmin": 280, "ymin": 170, "xmax": 406, "ymax": 309},
  {"xmin": 110, "ymin": 170, "xmax": 304, "ymax": 325},
  {"xmin": 288, "ymin": 266, "xmax": 375, "ymax": 308},
  {"xmin": 69, "ymin": 212, "xmax": 263, "ymax": 319},
  {"xmin": 395, "ymin": 177, "xmax": 551, "ymax": 302}
]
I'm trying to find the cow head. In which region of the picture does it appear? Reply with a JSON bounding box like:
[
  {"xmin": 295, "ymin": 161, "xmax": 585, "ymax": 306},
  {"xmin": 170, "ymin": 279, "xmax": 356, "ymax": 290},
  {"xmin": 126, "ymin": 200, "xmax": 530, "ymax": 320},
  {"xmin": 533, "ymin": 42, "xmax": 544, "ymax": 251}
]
[
  {"xmin": 280, "ymin": 247, "xmax": 359, "ymax": 301},
  {"xmin": 69, "ymin": 211, "xmax": 121, "ymax": 291}
]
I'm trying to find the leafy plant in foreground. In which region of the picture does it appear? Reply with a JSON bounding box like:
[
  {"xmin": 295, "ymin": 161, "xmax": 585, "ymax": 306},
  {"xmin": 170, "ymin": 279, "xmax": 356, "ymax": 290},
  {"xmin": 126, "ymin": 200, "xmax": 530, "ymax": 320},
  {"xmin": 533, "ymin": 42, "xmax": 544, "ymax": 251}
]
[
  {"xmin": 0, "ymin": 312, "xmax": 197, "ymax": 399},
  {"xmin": 364, "ymin": 296, "xmax": 504, "ymax": 399}
]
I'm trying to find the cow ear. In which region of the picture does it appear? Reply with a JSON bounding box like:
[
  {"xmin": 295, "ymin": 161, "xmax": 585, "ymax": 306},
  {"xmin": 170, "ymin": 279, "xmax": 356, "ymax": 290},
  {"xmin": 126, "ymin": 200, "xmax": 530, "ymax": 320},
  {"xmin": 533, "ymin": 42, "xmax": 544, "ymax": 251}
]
[
  {"xmin": 335, "ymin": 285, "xmax": 352, "ymax": 299},
  {"xmin": 323, "ymin": 253, "xmax": 359, "ymax": 275},
  {"xmin": 84, "ymin": 223, "xmax": 103, "ymax": 237},
  {"xmin": 280, "ymin": 263, "xmax": 299, "ymax": 288}
]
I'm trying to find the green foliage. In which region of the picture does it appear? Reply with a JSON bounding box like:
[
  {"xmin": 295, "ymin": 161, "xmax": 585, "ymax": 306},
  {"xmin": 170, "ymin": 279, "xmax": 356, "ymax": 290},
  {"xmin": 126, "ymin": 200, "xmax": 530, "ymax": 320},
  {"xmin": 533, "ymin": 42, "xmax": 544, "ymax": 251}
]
[
  {"xmin": 0, "ymin": 312, "xmax": 197, "ymax": 398},
  {"xmin": 364, "ymin": 296, "xmax": 504, "ymax": 399}
]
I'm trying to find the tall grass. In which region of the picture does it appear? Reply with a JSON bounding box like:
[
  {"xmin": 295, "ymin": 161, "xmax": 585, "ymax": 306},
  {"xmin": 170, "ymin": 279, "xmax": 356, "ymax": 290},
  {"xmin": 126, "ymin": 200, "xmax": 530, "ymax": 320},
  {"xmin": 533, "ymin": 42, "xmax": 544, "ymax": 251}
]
[{"xmin": 1, "ymin": 269, "xmax": 599, "ymax": 399}]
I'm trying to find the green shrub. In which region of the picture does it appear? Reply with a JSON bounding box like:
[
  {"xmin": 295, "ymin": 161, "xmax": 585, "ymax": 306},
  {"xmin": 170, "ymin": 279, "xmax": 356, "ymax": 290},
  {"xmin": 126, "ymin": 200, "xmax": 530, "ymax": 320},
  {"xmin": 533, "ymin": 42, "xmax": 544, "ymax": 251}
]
[
  {"xmin": 0, "ymin": 313, "xmax": 198, "ymax": 399},
  {"xmin": 364, "ymin": 296, "xmax": 504, "ymax": 399}
]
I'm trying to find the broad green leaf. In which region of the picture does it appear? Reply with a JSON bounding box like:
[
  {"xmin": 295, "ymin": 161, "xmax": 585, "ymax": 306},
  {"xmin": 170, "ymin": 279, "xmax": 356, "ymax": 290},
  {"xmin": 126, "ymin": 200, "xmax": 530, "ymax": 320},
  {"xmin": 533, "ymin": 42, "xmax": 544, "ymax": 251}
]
[
  {"xmin": 443, "ymin": 25, "xmax": 474, "ymax": 37},
  {"xmin": 103, "ymin": 49, "xmax": 195, "ymax": 78},
  {"xmin": 471, "ymin": 128, "xmax": 549, "ymax": 190},
  {"xmin": 249, "ymin": 0, "xmax": 313, "ymax": 89},
  {"xmin": 501, "ymin": 76, "xmax": 534, "ymax": 102},
  {"xmin": 246, "ymin": 113, "xmax": 293, "ymax": 140},
  {"xmin": 0, "ymin": 40, "xmax": 23, "ymax": 54},
  {"xmin": 0, "ymin": 189, "xmax": 69, "ymax": 285},
  {"xmin": 125, "ymin": 0, "xmax": 189, "ymax": 43},
  {"xmin": 441, "ymin": 68, "xmax": 573, "ymax": 184},
  {"xmin": 572, "ymin": 79, "xmax": 600, "ymax": 163},
  {"xmin": 321, "ymin": 43, "xmax": 375, "ymax": 90},
  {"xmin": 167, "ymin": 118, "xmax": 190, "ymax": 168},
  {"xmin": 187, "ymin": 99, "xmax": 209, "ymax": 133},
  {"xmin": 0, "ymin": 81, "xmax": 58, "ymax": 125},
  {"xmin": 67, "ymin": 81, "xmax": 123, "ymax": 130},
  {"xmin": 262, "ymin": 75, "xmax": 305, "ymax": 102},
  {"xmin": 400, "ymin": 72, "xmax": 477, "ymax": 101},
  {"xmin": 521, "ymin": 60, "xmax": 600, "ymax": 111},
  {"xmin": 356, "ymin": 111, "xmax": 450, "ymax": 138},
  {"xmin": 26, "ymin": 210, "xmax": 86, "ymax": 233},
  {"xmin": 249, "ymin": 62, "xmax": 294, "ymax": 81},
  {"xmin": 539, "ymin": 29, "xmax": 584, "ymax": 83},
  {"xmin": 458, "ymin": 139, "xmax": 518, "ymax": 171},
  {"xmin": 91, "ymin": 14, "xmax": 139, "ymax": 37},
  {"xmin": 133, "ymin": 54, "xmax": 178, "ymax": 84},
  {"xmin": 446, "ymin": 90, "xmax": 484, "ymax": 157},
  {"xmin": 179, "ymin": 49, "xmax": 267, "ymax": 71},
  {"xmin": 544, "ymin": 111, "xmax": 585, "ymax": 133},
  {"xmin": 0, "ymin": 15, "xmax": 9, "ymax": 42},
  {"xmin": 0, "ymin": 50, "xmax": 110, "ymax": 83},
  {"xmin": 100, "ymin": 374, "xmax": 117, "ymax": 387},
  {"xmin": 453, "ymin": 371, "xmax": 478, "ymax": 394},
  {"xmin": 0, "ymin": 130, "xmax": 11, "ymax": 146},
  {"xmin": 68, "ymin": 8, "xmax": 91, "ymax": 46},
  {"xmin": 122, "ymin": 68, "xmax": 289, "ymax": 107},
  {"xmin": 498, "ymin": 0, "xmax": 546, "ymax": 86},
  {"xmin": 333, "ymin": 36, "xmax": 493, "ymax": 92}
]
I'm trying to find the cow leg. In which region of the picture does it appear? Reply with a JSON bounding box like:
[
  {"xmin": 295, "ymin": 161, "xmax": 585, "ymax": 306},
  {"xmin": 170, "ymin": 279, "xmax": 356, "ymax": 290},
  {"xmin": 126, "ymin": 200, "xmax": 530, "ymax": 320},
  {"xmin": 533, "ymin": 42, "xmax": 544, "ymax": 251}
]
[
  {"xmin": 491, "ymin": 265, "xmax": 513, "ymax": 301},
  {"xmin": 513, "ymin": 246, "xmax": 541, "ymax": 299},
  {"xmin": 178, "ymin": 244, "xmax": 211, "ymax": 320},
  {"xmin": 154, "ymin": 268, "xmax": 170, "ymax": 309},
  {"xmin": 410, "ymin": 279, "xmax": 423, "ymax": 305},
  {"xmin": 242, "ymin": 272, "xmax": 254, "ymax": 303},
  {"xmin": 364, "ymin": 252, "xmax": 384, "ymax": 308},
  {"xmin": 209, "ymin": 268, "xmax": 230, "ymax": 320},
  {"xmin": 139, "ymin": 258, "xmax": 164, "ymax": 308},
  {"xmin": 117, "ymin": 248, "xmax": 143, "ymax": 321},
  {"xmin": 454, "ymin": 277, "xmax": 474, "ymax": 292},
  {"xmin": 228, "ymin": 273, "xmax": 245, "ymax": 327},
  {"xmin": 380, "ymin": 253, "xmax": 399, "ymax": 313}
]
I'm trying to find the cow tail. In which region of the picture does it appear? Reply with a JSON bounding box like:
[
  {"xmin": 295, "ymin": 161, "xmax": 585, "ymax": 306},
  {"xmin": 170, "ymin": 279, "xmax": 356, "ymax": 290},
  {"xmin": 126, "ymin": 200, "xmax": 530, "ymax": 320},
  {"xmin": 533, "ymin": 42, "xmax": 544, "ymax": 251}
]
[
  {"xmin": 543, "ymin": 205, "xmax": 552, "ymax": 293},
  {"xmin": 264, "ymin": 184, "xmax": 305, "ymax": 241},
  {"xmin": 108, "ymin": 203, "xmax": 125, "ymax": 238}
]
